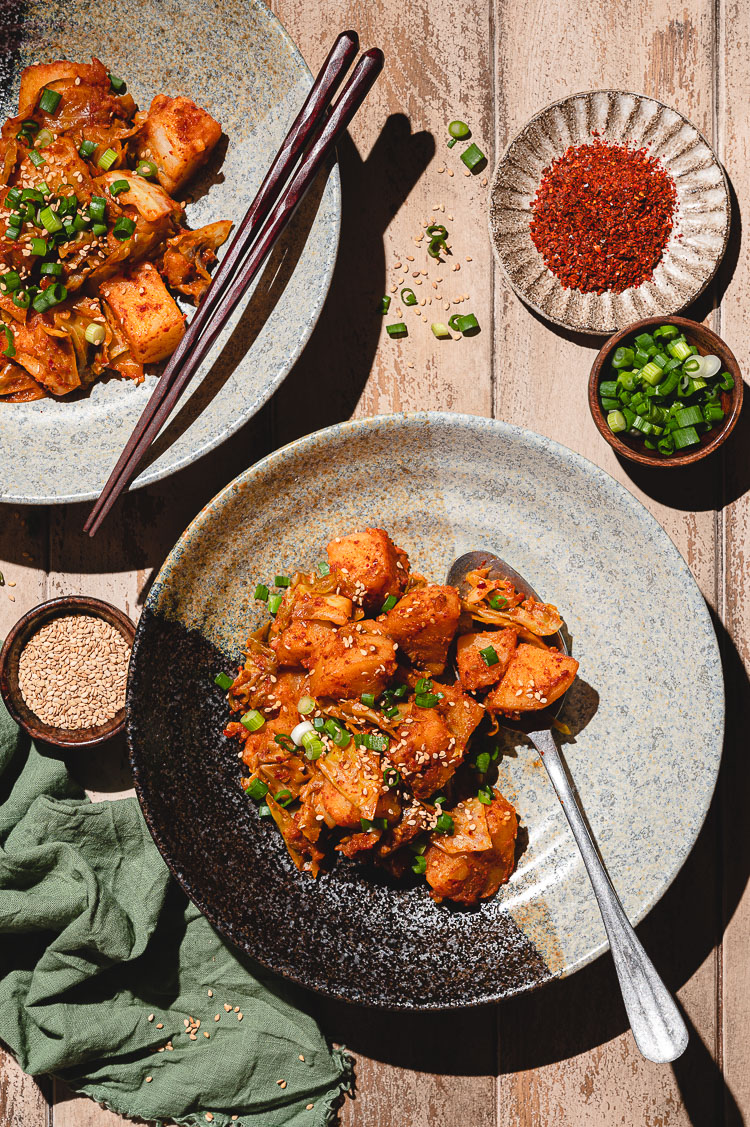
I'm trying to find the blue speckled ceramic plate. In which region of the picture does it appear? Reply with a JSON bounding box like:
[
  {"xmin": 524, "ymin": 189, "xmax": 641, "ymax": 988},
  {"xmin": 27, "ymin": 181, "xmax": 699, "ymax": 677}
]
[
  {"xmin": 127, "ymin": 413, "xmax": 724, "ymax": 1008},
  {"xmin": 0, "ymin": 0, "xmax": 340, "ymax": 504}
]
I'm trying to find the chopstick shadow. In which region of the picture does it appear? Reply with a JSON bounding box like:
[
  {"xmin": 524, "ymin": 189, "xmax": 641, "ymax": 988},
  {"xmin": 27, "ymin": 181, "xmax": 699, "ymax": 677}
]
[
  {"xmin": 35, "ymin": 114, "xmax": 435, "ymax": 582},
  {"xmin": 304, "ymin": 610, "xmax": 748, "ymax": 1127}
]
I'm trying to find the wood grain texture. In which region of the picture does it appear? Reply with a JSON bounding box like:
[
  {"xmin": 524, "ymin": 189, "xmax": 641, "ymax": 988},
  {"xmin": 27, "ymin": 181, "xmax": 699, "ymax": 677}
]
[{"xmin": 0, "ymin": 0, "xmax": 747, "ymax": 1125}]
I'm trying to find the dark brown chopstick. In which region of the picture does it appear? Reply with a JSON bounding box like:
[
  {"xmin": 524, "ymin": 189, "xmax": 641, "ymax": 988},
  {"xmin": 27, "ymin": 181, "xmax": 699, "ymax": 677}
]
[{"xmin": 83, "ymin": 30, "xmax": 362, "ymax": 535}]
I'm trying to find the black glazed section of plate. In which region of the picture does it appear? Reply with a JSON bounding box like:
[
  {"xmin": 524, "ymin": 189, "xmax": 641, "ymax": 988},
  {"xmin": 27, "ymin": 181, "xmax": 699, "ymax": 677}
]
[{"xmin": 127, "ymin": 606, "xmax": 552, "ymax": 1009}]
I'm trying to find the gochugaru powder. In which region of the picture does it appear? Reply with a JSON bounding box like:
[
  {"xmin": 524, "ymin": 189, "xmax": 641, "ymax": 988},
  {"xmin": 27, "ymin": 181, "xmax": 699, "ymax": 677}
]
[{"xmin": 529, "ymin": 137, "xmax": 677, "ymax": 294}]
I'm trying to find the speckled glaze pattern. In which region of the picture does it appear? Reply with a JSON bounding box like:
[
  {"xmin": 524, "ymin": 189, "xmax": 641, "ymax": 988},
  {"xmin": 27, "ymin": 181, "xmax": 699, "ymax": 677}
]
[
  {"xmin": 0, "ymin": 0, "xmax": 340, "ymax": 504},
  {"xmin": 489, "ymin": 90, "xmax": 730, "ymax": 334},
  {"xmin": 127, "ymin": 413, "xmax": 724, "ymax": 1008}
]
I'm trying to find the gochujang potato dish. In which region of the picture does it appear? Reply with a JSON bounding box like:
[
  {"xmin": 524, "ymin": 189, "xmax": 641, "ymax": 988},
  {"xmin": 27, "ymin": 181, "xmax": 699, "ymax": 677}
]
[
  {"xmin": 0, "ymin": 58, "xmax": 231, "ymax": 401},
  {"xmin": 220, "ymin": 529, "xmax": 579, "ymax": 906}
]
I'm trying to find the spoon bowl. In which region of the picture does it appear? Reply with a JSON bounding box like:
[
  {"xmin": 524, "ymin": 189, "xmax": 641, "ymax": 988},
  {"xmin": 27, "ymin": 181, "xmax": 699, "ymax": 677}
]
[
  {"xmin": 447, "ymin": 549, "xmax": 689, "ymax": 1064},
  {"xmin": 447, "ymin": 550, "xmax": 569, "ymax": 733}
]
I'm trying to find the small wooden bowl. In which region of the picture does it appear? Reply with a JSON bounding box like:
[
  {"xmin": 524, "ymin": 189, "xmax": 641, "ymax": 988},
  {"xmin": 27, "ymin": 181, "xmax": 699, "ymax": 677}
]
[
  {"xmin": 0, "ymin": 596, "xmax": 135, "ymax": 750},
  {"xmin": 588, "ymin": 316, "xmax": 743, "ymax": 468}
]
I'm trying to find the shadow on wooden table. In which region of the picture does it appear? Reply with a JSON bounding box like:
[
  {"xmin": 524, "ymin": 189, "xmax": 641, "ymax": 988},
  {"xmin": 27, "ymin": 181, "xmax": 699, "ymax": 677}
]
[{"xmin": 313, "ymin": 610, "xmax": 748, "ymax": 1127}]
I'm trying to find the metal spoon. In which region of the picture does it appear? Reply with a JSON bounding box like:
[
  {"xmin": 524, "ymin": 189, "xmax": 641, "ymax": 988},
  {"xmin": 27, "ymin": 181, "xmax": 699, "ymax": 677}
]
[{"xmin": 447, "ymin": 551, "xmax": 688, "ymax": 1064}]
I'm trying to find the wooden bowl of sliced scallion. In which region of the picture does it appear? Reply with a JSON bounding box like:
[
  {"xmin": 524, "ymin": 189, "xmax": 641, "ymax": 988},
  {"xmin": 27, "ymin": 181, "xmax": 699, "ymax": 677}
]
[{"xmin": 588, "ymin": 316, "xmax": 743, "ymax": 467}]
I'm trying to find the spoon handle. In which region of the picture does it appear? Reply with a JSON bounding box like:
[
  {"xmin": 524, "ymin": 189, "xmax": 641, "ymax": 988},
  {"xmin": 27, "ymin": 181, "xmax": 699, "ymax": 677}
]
[{"xmin": 529, "ymin": 726, "xmax": 688, "ymax": 1063}]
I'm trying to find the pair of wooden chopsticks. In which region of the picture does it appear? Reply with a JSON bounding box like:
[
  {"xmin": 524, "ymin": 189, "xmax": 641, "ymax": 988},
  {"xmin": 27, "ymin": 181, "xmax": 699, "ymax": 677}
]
[{"xmin": 84, "ymin": 32, "xmax": 382, "ymax": 537}]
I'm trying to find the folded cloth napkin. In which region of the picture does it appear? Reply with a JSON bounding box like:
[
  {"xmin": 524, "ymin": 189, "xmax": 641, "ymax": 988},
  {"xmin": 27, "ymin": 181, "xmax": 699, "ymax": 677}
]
[{"xmin": 0, "ymin": 698, "xmax": 352, "ymax": 1126}]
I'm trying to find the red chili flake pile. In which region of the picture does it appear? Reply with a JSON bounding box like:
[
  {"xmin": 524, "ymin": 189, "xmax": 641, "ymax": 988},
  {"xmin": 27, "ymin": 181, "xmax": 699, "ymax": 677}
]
[{"xmin": 529, "ymin": 137, "xmax": 677, "ymax": 294}]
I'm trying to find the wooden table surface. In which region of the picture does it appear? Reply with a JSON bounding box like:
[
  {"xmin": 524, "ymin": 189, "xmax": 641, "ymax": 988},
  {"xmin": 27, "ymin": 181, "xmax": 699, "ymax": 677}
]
[{"xmin": 2, "ymin": 0, "xmax": 749, "ymax": 1124}]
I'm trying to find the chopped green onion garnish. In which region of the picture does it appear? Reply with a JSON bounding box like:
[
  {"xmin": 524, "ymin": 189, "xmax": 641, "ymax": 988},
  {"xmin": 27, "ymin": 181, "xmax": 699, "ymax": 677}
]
[
  {"xmin": 312, "ymin": 717, "xmax": 325, "ymax": 731},
  {"xmin": 4, "ymin": 227, "xmax": 20, "ymax": 242},
  {"xmin": 109, "ymin": 178, "xmax": 130, "ymax": 196},
  {"xmin": 35, "ymin": 128, "xmax": 54, "ymax": 149},
  {"xmin": 383, "ymin": 767, "xmax": 401, "ymax": 788},
  {"xmin": 91, "ymin": 223, "xmax": 108, "ymax": 237},
  {"xmin": 268, "ymin": 593, "xmax": 283, "ymax": 615},
  {"xmin": 136, "ymin": 159, "xmax": 158, "ymax": 179},
  {"xmin": 400, "ymin": 287, "xmax": 417, "ymax": 306},
  {"xmin": 112, "ymin": 216, "xmax": 135, "ymax": 240},
  {"xmin": 415, "ymin": 678, "xmax": 433, "ymax": 693},
  {"xmin": 214, "ymin": 672, "xmax": 233, "ymax": 690},
  {"xmin": 274, "ymin": 575, "xmax": 291, "ymax": 587},
  {"xmin": 381, "ymin": 594, "xmax": 398, "ymax": 613},
  {"xmin": 427, "ymin": 236, "xmax": 446, "ymax": 259},
  {"xmin": 39, "ymin": 278, "xmax": 66, "ymax": 304},
  {"xmin": 97, "ymin": 147, "xmax": 118, "ymax": 171},
  {"xmin": 448, "ymin": 120, "xmax": 470, "ymax": 139},
  {"xmin": 426, "ymin": 224, "xmax": 448, "ymax": 238},
  {"xmin": 244, "ymin": 778, "xmax": 269, "ymax": 801},
  {"xmin": 488, "ymin": 593, "xmax": 508, "ymax": 609},
  {"xmin": 455, "ymin": 313, "xmax": 479, "ymax": 334},
  {"xmin": 447, "ymin": 137, "xmax": 457, "ymax": 148},
  {"xmin": 474, "ymin": 751, "xmax": 491, "ymax": 773},
  {"xmin": 434, "ymin": 812, "xmax": 454, "ymax": 834},
  {"xmin": 361, "ymin": 692, "xmax": 376, "ymax": 708},
  {"xmin": 40, "ymin": 261, "xmax": 63, "ymax": 276},
  {"xmin": 274, "ymin": 733, "xmax": 296, "ymax": 752},
  {"xmin": 0, "ymin": 271, "xmax": 21, "ymax": 292},
  {"xmin": 448, "ymin": 314, "xmax": 463, "ymax": 332},
  {"xmin": 108, "ymin": 72, "xmax": 127, "ymax": 93},
  {"xmin": 415, "ymin": 692, "xmax": 440, "ymax": 708},
  {"xmin": 477, "ymin": 785, "xmax": 493, "ymax": 805},
  {"xmin": 30, "ymin": 237, "xmax": 48, "ymax": 256},
  {"xmin": 28, "ymin": 149, "xmax": 46, "ymax": 167},
  {"xmin": 38, "ymin": 88, "xmax": 62, "ymax": 114},
  {"xmin": 479, "ymin": 645, "xmax": 499, "ymax": 666},
  {"xmin": 17, "ymin": 120, "xmax": 38, "ymax": 137},
  {"xmin": 240, "ymin": 709, "xmax": 265, "ymax": 732},
  {"xmin": 5, "ymin": 188, "xmax": 21, "ymax": 207},
  {"xmin": 84, "ymin": 322, "xmax": 106, "ymax": 346},
  {"xmin": 411, "ymin": 854, "xmax": 427, "ymax": 875},
  {"xmin": 78, "ymin": 139, "xmax": 97, "ymax": 158},
  {"xmin": 273, "ymin": 789, "xmax": 294, "ymax": 807},
  {"xmin": 380, "ymin": 295, "xmax": 391, "ymax": 315},
  {"xmin": 1, "ymin": 324, "xmax": 15, "ymax": 358},
  {"xmin": 460, "ymin": 142, "xmax": 485, "ymax": 171},
  {"xmin": 317, "ymin": 560, "xmax": 330, "ymax": 575},
  {"xmin": 431, "ymin": 322, "xmax": 451, "ymax": 339},
  {"xmin": 303, "ymin": 737, "xmax": 324, "ymax": 761},
  {"xmin": 12, "ymin": 290, "xmax": 30, "ymax": 309},
  {"xmin": 386, "ymin": 322, "xmax": 408, "ymax": 338},
  {"xmin": 88, "ymin": 196, "xmax": 107, "ymax": 223},
  {"xmin": 672, "ymin": 425, "xmax": 700, "ymax": 450},
  {"xmin": 607, "ymin": 410, "xmax": 627, "ymax": 434},
  {"xmin": 257, "ymin": 803, "xmax": 272, "ymax": 818},
  {"xmin": 297, "ymin": 695, "xmax": 316, "ymax": 715},
  {"xmin": 38, "ymin": 205, "xmax": 62, "ymax": 233}
]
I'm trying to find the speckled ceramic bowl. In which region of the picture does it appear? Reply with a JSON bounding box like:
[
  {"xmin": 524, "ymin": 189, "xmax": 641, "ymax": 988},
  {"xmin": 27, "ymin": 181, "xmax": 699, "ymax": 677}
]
[
  {"xmin": 127, "ymin": 413, "xmax": 724, "ymax": 1008},
  {"xmin": 489, "ymin": 90, "xmax": 730, "ymax": 334},
  {"xmin": 0, "ymin": 0, "xmax": 340, "ymax": 504}
]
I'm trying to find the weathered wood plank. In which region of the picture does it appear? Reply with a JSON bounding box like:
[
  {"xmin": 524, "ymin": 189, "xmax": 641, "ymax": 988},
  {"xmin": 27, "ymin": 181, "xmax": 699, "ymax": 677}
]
[
  {"xmin": 715, "ymin": 0, "xmax": 750, "ymax": 1123},
  {"xmin": 269, "ymin": 5, "xmax": 498, "ymax": 1126},
  {"xmin": 0, "ymin": 1048, "xmax": 49, "ymax": 1127},
  {"xmin": 491, "ymin": 0, "xmax": 721, "ymax": 1124}
]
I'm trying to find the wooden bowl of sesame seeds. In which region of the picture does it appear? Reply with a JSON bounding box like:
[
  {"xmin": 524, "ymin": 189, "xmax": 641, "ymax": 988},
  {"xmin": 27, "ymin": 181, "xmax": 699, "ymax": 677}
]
[{"xmin": 0, "ymin": 596, "xmax": 135, "ymax": 749}]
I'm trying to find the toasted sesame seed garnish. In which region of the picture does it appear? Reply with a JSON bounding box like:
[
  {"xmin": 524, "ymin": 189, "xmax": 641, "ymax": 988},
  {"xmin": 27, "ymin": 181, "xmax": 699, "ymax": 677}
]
[
  {"xmin": 207, "ymin": 989, "xmax": 213, "ymax": 997},
  {"xmin": 156, "ymin": 1023, "xmax": 163, "ymax": 1029},
  {"xmin": 224, "ymin": 1004, "xmax": 232, "ymax": 1012},
  {"xmin": 148, "ymin": 1014, "xmax": 154, "ymax": 1022}
]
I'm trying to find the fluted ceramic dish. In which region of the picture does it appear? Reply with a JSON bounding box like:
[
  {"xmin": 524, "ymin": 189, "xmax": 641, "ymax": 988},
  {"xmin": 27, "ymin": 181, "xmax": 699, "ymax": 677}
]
[
  {"xmin": 0, "ymin": 0, "xmax": 340, "ymax": 504},
  {"xmin": 488, "ymin": 90, "xmax": 730, "ymax": 334},
  {"xmin": 127, "ymin": 412, "xmax": 724, "ymax": 1008}
]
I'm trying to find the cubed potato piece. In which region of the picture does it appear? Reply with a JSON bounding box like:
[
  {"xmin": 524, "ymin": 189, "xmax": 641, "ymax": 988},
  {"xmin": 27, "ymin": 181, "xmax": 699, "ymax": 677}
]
[
  {"xmin": 435, "ymin": 681, "xmax": 486, "ymax": 749},
  {"xmin": 18, "ymin": 59, "xmax": 108, "ymax": 114},
  {"xmin": 485, "ymin": 644, "xmax": 579, "ymax": 713},
  {"xmin": 100, "ymin": 262, "xmax": 185, "ymax": 364},
  {"xmin": 388, "ymin": 703, "xmax": 462, "ymax": 800},
  {"xmin": 272, "ymin": 620, "xmax": 335, "ymax": 668},
  {"xmin": 425, "ymin": 791, "xmax": 518, "ymax": 905},
  {"xmin": 326, "ymin": 528, "xmax": 410, "ymax": 611},
  {"xmin": 309, "ymin": 624, "xmax": 397, "ymax": 699},
  {"xmin": 456, "ymin": 629, "xmax": 518, "ymax": 692},
  {"xmin": 135, "ymin": 94, "xmax": 222, "ymax": 196},
  {"xmin": 384, "ymin": 584, "xmax": 461, "ymax": 675}
]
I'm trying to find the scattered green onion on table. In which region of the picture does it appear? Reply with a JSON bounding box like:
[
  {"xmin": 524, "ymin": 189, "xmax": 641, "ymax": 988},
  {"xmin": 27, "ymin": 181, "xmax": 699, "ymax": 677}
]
[{"xmin": 599, "ymin": 325, "xmax": 734, "ymax": 457}]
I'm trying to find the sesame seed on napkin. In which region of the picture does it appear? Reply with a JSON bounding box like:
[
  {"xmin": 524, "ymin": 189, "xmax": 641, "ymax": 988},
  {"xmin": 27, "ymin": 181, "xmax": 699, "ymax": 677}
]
[{"xmin": 0, "ymin": 696, "xmax": 352, "ymax": 1126}]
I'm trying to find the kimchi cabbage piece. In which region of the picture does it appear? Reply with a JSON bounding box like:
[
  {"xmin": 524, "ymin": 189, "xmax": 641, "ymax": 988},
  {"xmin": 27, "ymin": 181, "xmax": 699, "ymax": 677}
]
[
  {"xmin": 0, "ymin": 58, "xmax": 232, "ymax": 401},
  {"xmin": 221, "ymin": 527, "xmax": 580, "ymax": 907}
]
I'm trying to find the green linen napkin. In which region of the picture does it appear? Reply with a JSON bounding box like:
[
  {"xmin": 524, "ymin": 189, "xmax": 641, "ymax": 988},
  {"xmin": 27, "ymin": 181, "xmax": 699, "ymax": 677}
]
[{"xmin": 0, "ymin": 698, "xmax": 352, "ymax": 1126}]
